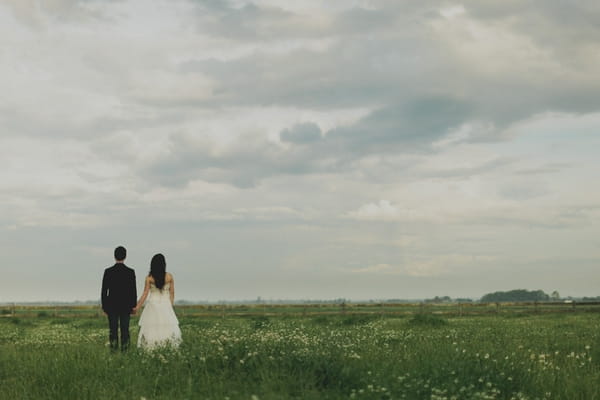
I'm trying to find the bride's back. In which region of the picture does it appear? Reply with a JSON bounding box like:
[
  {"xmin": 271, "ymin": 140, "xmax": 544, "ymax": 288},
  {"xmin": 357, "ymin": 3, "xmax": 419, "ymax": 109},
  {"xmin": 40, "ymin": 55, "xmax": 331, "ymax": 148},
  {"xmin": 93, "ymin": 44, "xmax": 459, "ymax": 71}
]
[
  {"xmin": 148, "ymin": 272, "xmax": 173, "ymax": 288},
  {"xmin": 147, "ymin": 273, "xmax": 173, "ymax": 301}
]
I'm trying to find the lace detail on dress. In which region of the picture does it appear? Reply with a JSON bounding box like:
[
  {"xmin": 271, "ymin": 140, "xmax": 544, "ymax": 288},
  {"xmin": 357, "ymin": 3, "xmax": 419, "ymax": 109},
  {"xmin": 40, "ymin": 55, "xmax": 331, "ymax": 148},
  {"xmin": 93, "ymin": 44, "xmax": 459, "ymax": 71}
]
[{"xmin": 149, "ymin": 282, "xmax": 170, "ymax": 292}]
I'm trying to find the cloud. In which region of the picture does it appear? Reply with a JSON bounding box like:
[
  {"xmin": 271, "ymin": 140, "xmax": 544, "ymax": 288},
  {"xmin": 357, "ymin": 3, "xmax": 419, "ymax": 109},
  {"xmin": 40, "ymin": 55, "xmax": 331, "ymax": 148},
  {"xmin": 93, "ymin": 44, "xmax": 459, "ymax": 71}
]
[
  {"xmin": 324, "ymin": 97, "xmax": 473, "ymax": 153},
  {"xmin": 171, "ymin": 1, "xmax": 600, "ymax": 127},
  {"xmin": 349, "ymin": 200, "xmax": 400, "ymax": 220},
  {"xmin": 190, "ymin": 1, "xmax": 401, "ymax": 41},
  {"xmin": 229, "ymin": 206, "xmax": 301, "ymax": 221},
  {"xmin": 280, "ymin": 122, "xmax": 322, "ymax": 144},
  {"xmin": 351, "ymin": 263, "xmax": 394, "ymax": 274},
  {"xmin": 417, "ymin": 157, "xmax": 516, "ymax": 179},
  {"xmin": 461, "ymin": 204, "xmax": 600, "ymax": 230},
  {"xmin": 350, "ymin": 254, "xmax": 497, "ymax": 278},
  {"xmin": 139, "ymin": 96, "xmax": 474, "ymax": 188},
  {"xmin": 140, "ymin": 131, "xmax": 323, "ymax": 188},
  {"xmin": 467, "ymin": 0, "xmax": 600, "ymax": 53},
  {"xmin": 1, "ymin": 0, "xmax": 107, "ymax": 28},
  {"xmin": 514, "ymin": 163, "xmax": 571, "ymax": 175}
]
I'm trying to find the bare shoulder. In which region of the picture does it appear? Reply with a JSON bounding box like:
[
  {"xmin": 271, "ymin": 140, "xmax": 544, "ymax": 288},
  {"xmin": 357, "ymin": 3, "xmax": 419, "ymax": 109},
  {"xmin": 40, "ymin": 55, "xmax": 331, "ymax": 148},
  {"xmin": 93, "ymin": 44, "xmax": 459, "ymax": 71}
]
[
  {"xmin": 146, "ymin": 275, "xmax": 154, "ymax": 284},
  {"xmin": 166, "ymin": 272, "xmax": 174, "ymax": 282}
]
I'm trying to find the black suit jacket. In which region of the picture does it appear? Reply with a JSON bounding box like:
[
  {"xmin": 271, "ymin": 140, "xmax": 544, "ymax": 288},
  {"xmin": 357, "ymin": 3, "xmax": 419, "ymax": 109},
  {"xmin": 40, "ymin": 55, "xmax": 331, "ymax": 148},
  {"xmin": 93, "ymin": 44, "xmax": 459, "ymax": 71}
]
[{"xmin": 101, "ymin": 263, "xmax": 137, "ymax": 314}]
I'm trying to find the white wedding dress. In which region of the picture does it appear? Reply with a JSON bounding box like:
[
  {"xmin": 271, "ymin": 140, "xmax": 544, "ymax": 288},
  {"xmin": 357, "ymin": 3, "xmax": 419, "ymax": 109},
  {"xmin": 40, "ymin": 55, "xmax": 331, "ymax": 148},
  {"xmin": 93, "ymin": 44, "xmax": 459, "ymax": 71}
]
[{"xmin": 138, "ymin": 282, "xmax": 182, "ymax": 349}]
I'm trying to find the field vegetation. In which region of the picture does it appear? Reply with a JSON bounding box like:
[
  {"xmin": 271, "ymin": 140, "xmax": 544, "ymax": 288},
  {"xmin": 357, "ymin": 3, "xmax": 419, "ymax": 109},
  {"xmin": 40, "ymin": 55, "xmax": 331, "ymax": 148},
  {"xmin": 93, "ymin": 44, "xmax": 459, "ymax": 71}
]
[{"xmin": 1, "ymin": 311, "xmax": 599, "ymax": 399}]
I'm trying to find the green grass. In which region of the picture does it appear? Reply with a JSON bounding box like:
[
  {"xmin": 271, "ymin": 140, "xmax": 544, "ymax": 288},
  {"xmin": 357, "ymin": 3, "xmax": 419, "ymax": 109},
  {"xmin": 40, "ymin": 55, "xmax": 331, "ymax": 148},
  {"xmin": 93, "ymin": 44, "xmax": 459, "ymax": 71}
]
[
  {"xmin": 408, "ymin": 313, "xmax": 448, "ymax": 327},
  {"xmin": 1, "ymin": 313, "xmax": 599, "ymax": 399}
]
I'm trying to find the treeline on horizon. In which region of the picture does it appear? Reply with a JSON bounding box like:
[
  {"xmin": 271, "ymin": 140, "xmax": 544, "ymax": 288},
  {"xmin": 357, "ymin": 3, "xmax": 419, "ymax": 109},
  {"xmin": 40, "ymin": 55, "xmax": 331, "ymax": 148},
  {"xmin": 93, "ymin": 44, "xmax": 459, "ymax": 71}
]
[{"xmin": 3, "ymin": 289, "xmax": 600, "ymax": 306}]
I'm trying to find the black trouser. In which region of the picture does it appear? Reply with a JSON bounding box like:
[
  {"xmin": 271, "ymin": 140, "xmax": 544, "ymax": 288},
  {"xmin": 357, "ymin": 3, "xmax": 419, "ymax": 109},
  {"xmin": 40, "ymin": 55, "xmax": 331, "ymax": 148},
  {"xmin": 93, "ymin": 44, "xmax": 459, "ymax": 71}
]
[{"xmin": 108, "ymin": 312, "xmax": 131, "ymax": 351}]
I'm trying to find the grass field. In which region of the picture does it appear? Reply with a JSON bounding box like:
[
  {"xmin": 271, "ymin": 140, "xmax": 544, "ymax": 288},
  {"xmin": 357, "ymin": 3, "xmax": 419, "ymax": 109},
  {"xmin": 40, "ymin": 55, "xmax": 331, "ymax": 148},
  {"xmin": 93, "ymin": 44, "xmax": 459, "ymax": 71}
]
[{"xmin": 1, "ymin": 311, "xmax": 599, "ymax": 399}]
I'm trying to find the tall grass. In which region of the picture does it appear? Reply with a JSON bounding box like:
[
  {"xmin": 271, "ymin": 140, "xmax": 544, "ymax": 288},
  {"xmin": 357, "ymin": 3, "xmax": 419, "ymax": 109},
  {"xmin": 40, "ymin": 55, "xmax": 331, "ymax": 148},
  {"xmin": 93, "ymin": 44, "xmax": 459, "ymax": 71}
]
[{"xmin": 0, "ymin": 313, "xmax": 599, "ymax": 399}]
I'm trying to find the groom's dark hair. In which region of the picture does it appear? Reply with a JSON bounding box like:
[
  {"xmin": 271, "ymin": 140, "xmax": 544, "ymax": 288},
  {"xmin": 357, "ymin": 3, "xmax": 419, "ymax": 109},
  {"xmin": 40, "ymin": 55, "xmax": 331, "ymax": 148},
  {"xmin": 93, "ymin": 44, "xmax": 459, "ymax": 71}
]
[{"xmin": 114, "ymin": 246, "xmax": 127, "ymax": 261}]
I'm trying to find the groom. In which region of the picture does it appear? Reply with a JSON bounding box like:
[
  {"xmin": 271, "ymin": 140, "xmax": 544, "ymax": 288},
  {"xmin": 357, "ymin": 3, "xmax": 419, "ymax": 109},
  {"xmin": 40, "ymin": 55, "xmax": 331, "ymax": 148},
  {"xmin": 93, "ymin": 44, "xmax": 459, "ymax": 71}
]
[{"xmin": 101, "ymin": 246, "xmax": 137, "ymax": 351}]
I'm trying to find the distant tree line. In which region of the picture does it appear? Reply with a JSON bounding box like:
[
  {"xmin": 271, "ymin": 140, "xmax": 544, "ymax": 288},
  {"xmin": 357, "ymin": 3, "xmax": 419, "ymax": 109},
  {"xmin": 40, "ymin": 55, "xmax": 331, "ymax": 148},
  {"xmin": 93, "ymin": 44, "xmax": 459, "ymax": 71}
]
[
  {"xmin": 581, "ymin": 296, "xmax": 600, "ymax": 302},
  {"xmin": 417, "ymin": 290, "xmax": 579, "ymax": 304},
  {"xmin": 422, "ymin": 296, "xmax": 474, "ymax": 303},
  {"xmin": 480, "ymin": 289, "xmax": 550, "ymax": 303}
]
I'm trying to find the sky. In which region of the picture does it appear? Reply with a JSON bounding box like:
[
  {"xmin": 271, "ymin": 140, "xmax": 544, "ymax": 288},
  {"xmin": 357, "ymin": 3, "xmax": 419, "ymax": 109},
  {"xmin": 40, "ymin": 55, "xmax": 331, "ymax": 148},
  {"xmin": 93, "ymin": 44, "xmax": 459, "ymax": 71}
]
[{"xmin": 1, "ymin": 0, "xmax": 599, "ymax": 302}]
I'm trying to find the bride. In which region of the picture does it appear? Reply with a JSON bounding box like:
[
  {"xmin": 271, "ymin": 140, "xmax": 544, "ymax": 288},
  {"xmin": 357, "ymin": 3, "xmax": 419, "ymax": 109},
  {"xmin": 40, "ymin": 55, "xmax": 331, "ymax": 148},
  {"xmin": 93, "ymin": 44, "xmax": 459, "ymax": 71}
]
[{"xmin": 134, "ymin": 253, "xmax": 182, "ymax": 349}]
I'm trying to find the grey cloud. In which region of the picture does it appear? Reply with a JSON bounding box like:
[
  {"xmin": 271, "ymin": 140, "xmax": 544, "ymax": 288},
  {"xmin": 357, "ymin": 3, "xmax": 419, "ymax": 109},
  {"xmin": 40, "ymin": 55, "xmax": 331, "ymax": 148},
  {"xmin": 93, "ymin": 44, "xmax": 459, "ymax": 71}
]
[
  {"xmin": 0, "ymin": 103, "xmax": 178, "ymax": 140},
  {"xmin": 464, "ymin": 212, "xmax": 590, "ymax": 230},
  {"xmin": 190, "ymin": 2, "xmax": 401, "ymax": 40},
  {"xmin": 171, "ymin": 0, "xmax": 600, "ymax": 140},
  {"xmin": 467, "ymin": 0, "xmax": 600, "ymax": 46},
  {"xmin": 8, "ymin": 0, "xmax": 600, "ymax": 140},
  {"xmin": 329, "ymin": 6, "xmax": 402, "ymax": 36},
  {"xmin": 325, "ymin": 97, "xmax": 473, "ymax": 154},
  {"xmin": 191, "ymin": 2, "xmax": 304, "ymax": 40},
  {"xmin": 190, "ymin": 35, "xmax": 438, "ymax": 107},
  {"xmin": 1, "ymin": 0, "xmax": 111, "ymax": 27},
  {"xmin": 176, "ymin": 11, "xmax": 438, "ymax": 109},
  {"xmin": 0, "ymin": 105, "xmax": 90, "ymax": 139},
  {"xmin": 419, "ymin": 157, "xmax": 516, "ymax": 179},
  {"xmin": 141, "ymin": 96, "xmax": 473, "ymax": 188},
  {"xmin": 280, "ymin": 122, "xmax": 322, "ymax": 144},
  {"xmin": 7, "ymin": 0, "xmax": 599, "ymax": 191},
  {"xmin": 497, "ymin": 181, "xmax": 550, "ymax": 201},
  {"xmin": 463, "ymin": 1, "xmax": 600, "ymax": 108},
  {"xmin": 141, "ymin": 131, "xmax": 329, "ymax": 188},
  {"xmin": 515, "ymin": 163, "xmax": 572, "ymax": 176}
]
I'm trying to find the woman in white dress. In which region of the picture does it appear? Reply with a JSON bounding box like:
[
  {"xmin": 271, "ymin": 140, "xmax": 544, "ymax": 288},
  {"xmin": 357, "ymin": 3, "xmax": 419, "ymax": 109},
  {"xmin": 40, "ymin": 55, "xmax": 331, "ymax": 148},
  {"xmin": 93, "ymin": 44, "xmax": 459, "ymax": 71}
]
[{"xmin": 134, "ymin": 253, "xmax": 182, "ymax": 349}]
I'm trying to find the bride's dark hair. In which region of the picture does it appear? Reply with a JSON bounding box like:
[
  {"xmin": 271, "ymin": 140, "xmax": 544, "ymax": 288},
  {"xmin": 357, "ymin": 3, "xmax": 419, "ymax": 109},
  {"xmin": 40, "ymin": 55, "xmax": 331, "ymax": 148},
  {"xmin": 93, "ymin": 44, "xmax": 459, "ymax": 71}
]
[{"xmin": 149, "ymin": 253, "xmax": 166, "ymax": 290}]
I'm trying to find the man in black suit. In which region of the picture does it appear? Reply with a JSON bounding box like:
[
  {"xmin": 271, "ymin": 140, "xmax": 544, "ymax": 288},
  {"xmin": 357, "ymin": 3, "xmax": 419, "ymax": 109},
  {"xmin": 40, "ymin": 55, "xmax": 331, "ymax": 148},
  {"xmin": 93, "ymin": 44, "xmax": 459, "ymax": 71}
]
[{"xmin": 101, "ymin": 246, "xmax": 137, "ymax": 351}]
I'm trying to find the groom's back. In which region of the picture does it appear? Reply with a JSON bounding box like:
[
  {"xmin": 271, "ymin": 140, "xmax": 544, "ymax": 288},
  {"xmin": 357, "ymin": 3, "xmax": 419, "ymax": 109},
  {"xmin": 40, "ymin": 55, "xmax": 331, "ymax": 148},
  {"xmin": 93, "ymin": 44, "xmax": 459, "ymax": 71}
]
[{"xmin": 101, "ymin": 263, "xmax": 137, "ymax": 313}]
